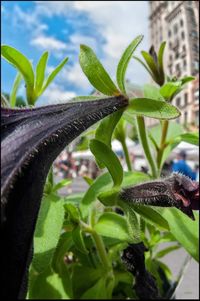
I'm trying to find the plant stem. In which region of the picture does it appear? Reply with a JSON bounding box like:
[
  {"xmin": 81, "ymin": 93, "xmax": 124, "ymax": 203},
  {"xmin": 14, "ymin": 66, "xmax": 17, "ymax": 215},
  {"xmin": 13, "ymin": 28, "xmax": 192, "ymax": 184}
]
[
  {"xmin": 136, "ymin": 116, "xmax": 157, "ymax": 178},
  {"xmin": 92, "ymin": 230, "xmax": 111, "ymax": 270},
  {"xmin": 80, "ymin": 221, "xmax": 111, "ymax": 270},
  {"xmin": 121, "ymin": 139, "xmax": 132, "ymax": 171},
  {"xmin": 157, "ymin": 120, "xmax": 169, "ymax": 175}
]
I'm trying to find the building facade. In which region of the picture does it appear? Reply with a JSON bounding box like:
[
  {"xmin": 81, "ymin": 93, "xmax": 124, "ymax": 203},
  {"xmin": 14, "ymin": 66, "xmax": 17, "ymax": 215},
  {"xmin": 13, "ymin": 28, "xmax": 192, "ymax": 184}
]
[{"xmin": 149, "ymin": 1, "xmax": 199, "ymax": 128}]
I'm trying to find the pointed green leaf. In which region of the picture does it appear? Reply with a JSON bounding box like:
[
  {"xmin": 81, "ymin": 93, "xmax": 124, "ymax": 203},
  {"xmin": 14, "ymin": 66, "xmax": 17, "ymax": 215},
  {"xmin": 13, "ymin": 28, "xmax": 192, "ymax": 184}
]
[
  {"xmin": 1, "ymin": 45, "xmax": 34, "ymax": 87},
  {"xmin": 141, "ymin": 50, "xmax": 160, "ymax": 78},
  {"xmin": 160, "ymin": 81, "xmax": 182, "ymax": 101},
  {"xmin": 133, "ymin": 55, "xmax": 155, "ymax": 79},
  {"xmin": 94, "ymin": 212, "xmax": 132, "ymax": 242},
  {"xmin": 178, "ymin": 132, "xmax": 199, "ymax": 145},
  {"xmin": 64, "ymin": 203, "xmax": 80, "ymax": 223},
  {"xmin": 35, "ymin": 51, "xmax": 49, "ymax": 94},
  {"xmin": 157, "ymin": 41, "xmax": 166, "ymax": 75},
  {"xmin": 181, "ymin": 76, "xmax": 195, "ymax": 85},
  {"xmin": 10, "ymin": 72, "xmax": 23, "ymax": 107},
  {"xmin": 79, "ymin": 44, "xmax": 120, "ymax": 96},
  {"xmin": 1, "ymin": 45, "xmax": 35, "ymax": 103},
  {"xmin": 143, "ymin": 84, "xmax": 164, "ymax": 101},
  {"xmin": 95, "ymin": 110, "xmax": 124, "ymax": 168},
  {"xmin": 117, "ymin": 35, "xmax": 143, "ymax": 94},
  {"xmin": 156, "ymin": 208, "xmax": 199, "ymax": 262},
  {"xmin": 128, "ymin": 98, "xmax": 181, "ymax": 119},
  {"xmin": 155, "ymin": 245, "xmax": 180, "ymax": 259},
  {"xmin": 80, "ymin": 277, "xmax": 107, "ymax": 299},
  {"xmin": 52, "ymin": 179, "xmax": 72, "ymax": 192},
  {"xmin": 32, "ymin": 194, "xmax": 65, "ymax": 273},
  {"xmin": 90, "ymin": 139, "xmax": 123, "ymax": 187},
  {"xmin": 72, "ymin": 225, "xmax": 88, "ymax": 254},
  {"xmin": 41, "ymin": 56, "xmax": 68, "ymax": 93}
]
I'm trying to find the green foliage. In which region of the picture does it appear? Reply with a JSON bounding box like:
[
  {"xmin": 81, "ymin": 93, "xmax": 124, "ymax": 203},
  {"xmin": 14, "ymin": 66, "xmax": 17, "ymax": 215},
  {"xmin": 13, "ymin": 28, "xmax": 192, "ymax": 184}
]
[
  {"xmin": 1, "ymin": 45, "xmax": 68, "ymax": 105},
  {"xmin": 79, "ymin": 44, "xmax": 120, "ymax": 96},
  {"xmin": 2, "ymin": 36, "xmax": 198, "ymax": 300}
]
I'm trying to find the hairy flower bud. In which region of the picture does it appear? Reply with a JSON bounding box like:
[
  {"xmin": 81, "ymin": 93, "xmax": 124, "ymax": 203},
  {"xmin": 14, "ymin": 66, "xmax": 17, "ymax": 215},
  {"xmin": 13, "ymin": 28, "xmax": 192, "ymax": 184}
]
[{"xmin": 120, "ymin": 173, "xmax": 199, "ymax": 220}]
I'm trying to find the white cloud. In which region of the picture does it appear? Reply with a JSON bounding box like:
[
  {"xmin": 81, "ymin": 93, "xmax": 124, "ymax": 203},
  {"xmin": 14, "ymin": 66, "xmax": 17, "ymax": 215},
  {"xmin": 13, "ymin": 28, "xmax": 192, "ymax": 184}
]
[
  {"xmin": 30, "ymin": 35, "xmax": 67, "ymax": 51},
  {"xmin": 39, "ymin": 82, "xmax": 76, "ymax": 105},
  {"xmin": 60, "ymin": 62, "xmax": 92, "ymax": 92},
  {"xmin": 33, "ymin": 1, "xmax": 149, "ymax": 84}
]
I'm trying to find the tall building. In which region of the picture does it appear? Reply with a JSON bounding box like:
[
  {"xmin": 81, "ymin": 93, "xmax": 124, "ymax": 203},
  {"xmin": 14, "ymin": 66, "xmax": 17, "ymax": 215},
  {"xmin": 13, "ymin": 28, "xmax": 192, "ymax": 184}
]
[{"xmin": 149, "ymin": 1, "xmax": 199, "ymax": 128}]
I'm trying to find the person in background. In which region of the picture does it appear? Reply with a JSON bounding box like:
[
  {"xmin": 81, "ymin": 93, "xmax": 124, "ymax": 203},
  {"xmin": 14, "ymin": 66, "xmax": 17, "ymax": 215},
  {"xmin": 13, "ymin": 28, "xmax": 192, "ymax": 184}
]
[
  {"xmin": 172, "ymin": 151, "xmax": 196, "ymax": 180},
  {"xmin": 194, "ymin": 164, "xmax": 199, "ymax": 181}
]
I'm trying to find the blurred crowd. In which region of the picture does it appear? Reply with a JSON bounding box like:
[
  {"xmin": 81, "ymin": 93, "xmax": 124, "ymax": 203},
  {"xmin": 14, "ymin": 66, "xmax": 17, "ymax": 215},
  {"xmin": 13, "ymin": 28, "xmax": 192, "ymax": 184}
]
[
  {"xmin": 54, "ymin": 149, "xmax": 199, "ymax": 182},
  {"xmin": 54, "ymin": 151, "xmax": 100, "ymax": 180}
]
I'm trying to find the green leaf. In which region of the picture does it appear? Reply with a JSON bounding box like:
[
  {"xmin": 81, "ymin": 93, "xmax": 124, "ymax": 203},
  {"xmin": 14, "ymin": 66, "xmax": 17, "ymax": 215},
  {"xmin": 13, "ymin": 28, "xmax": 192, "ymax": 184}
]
[
  {"xmin": 1, "ymin": 45, "xmax": 35, "ymax": 103},
  {"xmin": 41, "ymin": 56, "xmax": 68, "ymax": 93},
  {"xmin": 94, "ymin": 212, "xmax": 132, "ymax": 242},
  {"xmin": 80, "ymin": 171, "xmax": 150, "ymax": 219},
  {"xmin": 64, "ymin": 203, "xmax": 80, "ymax": 223},
  {"xmin": 155, "ymin": 245, "xmax": 180, "ymax": 259},
  {"xmin": 141, "ymin": 51, "xmax": 159, "ymax": 78},
  {"xmin": 72, "ymin": 266, "xmax": 103, "ymax": 299},
  {"xmin": 35, "ymin": 51, "xmax": 49, "ymax": 95},
  {"xmin": 180, "ymin": 76, "xmax": 195, "ymax": 85},
  {"xmin": 83, "ymin": 176, "xmax": 94, "ymax": 186},
  {"xmin": 177, "ymin": 132, "xmax": 199, "ymax": 146},
  {"xmin": 157, "ymin": 41, "xmax": 166, "ymax": 76},
  {"xmin": 120, "ymin": 202, "xmax": 141, "ymax": 243},
  {"xmin": 72, "ymin": 225, "xmax": 88, "ymax": 254},
  {"xmin": 10, "ymin": 72, "xmax": 23, "ymax": 107},
  {"xmin": 90, "ymin": 139, "xmax": 123, "ymax": 187},
  {"xmin": 116, "ymin": 35, "xmax": 143, "ymax": 94},
  {"xmin": 143, "ymin": 84, "xmax": 164, "ymax": 101},
  {"xmin": 80, "ymin": 277, "xmax": 108, "ymax": 299},
  {"xmin": 133, "ymin": 55, "xmax": 155, "ymax": 79},
  {"xmin": 52, "ymin": 232, "xmax": 73, "ymax": 273},
  {"xmin": 28, "ymin": 267, "xmax": 71, "ymax": 299},
  {"xmin": 1, "ymin": 45, "xmax": 34, "ymax": 88},
  {"xmin": 156, "ymin": 208, "xmax": 199, "ymax": 262},
  {"xmin": 52, "ymin": 179, "xmax": 72, "ymax": 192},
  {"xmin": 79, "ymin": 44, "xmax": 120, "ymax": 96},
  {"xmin": 128, "ymin": 98, "xmax": 181, "ymax": 119},
  {"xmin": 32, "ymin": 194, "xmax": 65, "ymax": 273},
  {"xmin": 160, "ymin": 81, "xmax": 182, "ymax": 101},
  {"xmin": 132, "ymin": 205, "xmax": 169, "ymax": 231},
  {"xmin": 95, "ymin": 110, "xmax": 124, "ymax": 168},
  {"xmin": 96, "ymin": 110, "xmax": 123, "ymax": 147}
]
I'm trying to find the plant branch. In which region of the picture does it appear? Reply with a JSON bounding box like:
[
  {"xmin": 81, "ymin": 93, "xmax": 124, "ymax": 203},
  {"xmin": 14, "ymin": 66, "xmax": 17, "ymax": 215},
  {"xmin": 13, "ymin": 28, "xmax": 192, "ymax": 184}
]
[
  {"xmin": 136, "ymin": 116, "xmax": 157, "ymax": 178},
  {"xmin": 157, "ymin": 120, "xmax": 169, "ymax": 175},
  {"xmin": 121, "ymin": 138, "xmax": 132, "ymax": 171}
]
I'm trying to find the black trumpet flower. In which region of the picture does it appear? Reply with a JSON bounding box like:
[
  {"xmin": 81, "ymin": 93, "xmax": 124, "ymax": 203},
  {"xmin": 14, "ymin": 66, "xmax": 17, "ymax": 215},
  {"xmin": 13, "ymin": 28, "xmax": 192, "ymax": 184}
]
[
  {"xmin": 1, "ymin": 95, "xmax": 128, "ymax": 300},
  {"xmin": 121, "ymin": 242, "xmax": 160, "ymax": 300},
  {"xmin": 120, "ymin": 173, "xmax": 199, "ymax": 220}
]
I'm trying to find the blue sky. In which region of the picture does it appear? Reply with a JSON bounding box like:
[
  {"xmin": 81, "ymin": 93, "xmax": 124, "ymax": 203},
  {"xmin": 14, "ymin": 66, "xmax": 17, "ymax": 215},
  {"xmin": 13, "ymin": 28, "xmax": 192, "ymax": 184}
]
[{"xmin": 1, "ymin": 1, "xmax": 149, "ymax": 105}]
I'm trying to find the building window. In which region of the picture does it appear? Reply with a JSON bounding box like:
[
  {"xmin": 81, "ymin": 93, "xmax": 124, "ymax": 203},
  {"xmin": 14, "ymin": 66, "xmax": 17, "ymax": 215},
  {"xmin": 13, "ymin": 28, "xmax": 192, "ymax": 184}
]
[
  {"xmin": 182, "ymin": 45, "xmax": 186, "ymax": 52},
  {"xmin": 180, "ymin": 19, "xmax": 184, "ymax": 27},
  {"xmin": 174, "ymin": 23, "xmax": 178, "ymax": 34},
  {"xmin": 184, "ymin": 112, "xmax": 188, "ymax": 124},
  {"xmin": 195, "ymin": 111, "xmax": 199, "ymax": 126},
  {"xmin": 183, "ymin": 59, "xmax": 187, "ymax": 70},
  {"xmin": 194, "ymin": 89, "xmax": 199, "ymax": 102},
  {"xmin": 184, "ymin": 93, "xmax": 188, "ymax": 106},
  {"xmin": 168, "ymin": 30, "xmax": 171, "ymax": 37},
  {"xmin": 175, "ymin": 51, "xmax": 179, "ymax": 59},
  {"xmin": 191, "ymin": 30, "xmax": 198, "ymax": 38},
  {"xmin": 176, "ymin": 97, "xmax": 181, "ymax": 106},
  {"xmin": 181, "ymin": 32, "xmax": 185, "ymax": 40}
]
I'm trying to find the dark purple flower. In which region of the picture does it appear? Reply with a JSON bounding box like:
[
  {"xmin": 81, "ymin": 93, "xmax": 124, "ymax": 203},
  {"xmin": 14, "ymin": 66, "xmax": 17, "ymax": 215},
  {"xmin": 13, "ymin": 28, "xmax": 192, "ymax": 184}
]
[
  {"xmin": 1, "ymin": 95, "xmax": 128, "ymax": 299},
  {"xmin": 120, "ymin": 173, "xmax": 199, "ymax": 220}
]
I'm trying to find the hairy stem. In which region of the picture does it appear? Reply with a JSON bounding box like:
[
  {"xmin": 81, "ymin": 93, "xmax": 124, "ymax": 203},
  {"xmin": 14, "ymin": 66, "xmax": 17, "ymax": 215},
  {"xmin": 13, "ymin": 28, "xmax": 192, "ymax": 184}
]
[
  {"xmin": 81, "ymin": 221, "xmax": 111, "ymax": 270},
  {"xmin": 157, "ymin": 120, "xmax": 169, "ymax": 175},
  {"xmin": 121, "ymin": 138, "xmax": 132, "ymax": 171},
  {"xmin": 136, "ymin": 116, "xmax": 157, "ymax": 178}
]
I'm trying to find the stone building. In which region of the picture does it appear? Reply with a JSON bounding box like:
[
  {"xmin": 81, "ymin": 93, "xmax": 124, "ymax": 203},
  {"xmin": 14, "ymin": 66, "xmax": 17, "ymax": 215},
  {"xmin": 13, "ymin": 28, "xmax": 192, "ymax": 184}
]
[{"xmin": 148, "ymin": 1, "xmax": 199, "ymax": 128}]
